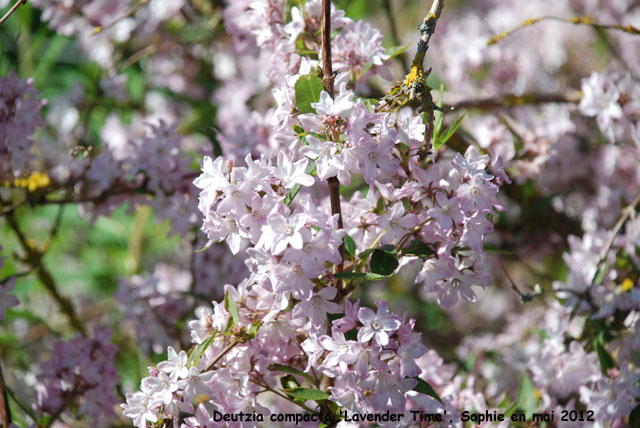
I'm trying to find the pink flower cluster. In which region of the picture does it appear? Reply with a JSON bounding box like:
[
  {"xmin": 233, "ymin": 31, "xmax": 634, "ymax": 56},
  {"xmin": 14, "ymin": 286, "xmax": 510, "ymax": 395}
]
[
  {"xmin": 35, "ymin": 327, "xmax": 120, "ymax": 427},
  {"xmin": 0, "ymin": 71, "xmax": 45, "ymax": 178},
  {"xmin": 122, "ymin": 0, "xmax": 506, "ymax": 426},
  {"xmin": 2, "ymin": 0, "xmax": 640, "ymax": 426}
]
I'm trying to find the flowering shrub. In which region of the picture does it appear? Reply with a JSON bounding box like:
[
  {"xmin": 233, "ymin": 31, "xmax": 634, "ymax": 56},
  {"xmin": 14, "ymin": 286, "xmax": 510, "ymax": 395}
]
[{"xmin": 0, "ymin": 0, "xmax": 639, "ymax": 427}]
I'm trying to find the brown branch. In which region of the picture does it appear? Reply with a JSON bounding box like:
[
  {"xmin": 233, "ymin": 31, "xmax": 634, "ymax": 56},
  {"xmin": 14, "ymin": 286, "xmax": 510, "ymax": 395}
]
[
  {"xmin": 91, "ymin": 0, "xmax": 149, "ymax": 35},
  {"xmin": 5, "ymin": 211, "xmax": 86, "ymax": 336},
  {"xmin": 488, "ymin": 15, "xmax": 640, "ymax": 46},
  {"xmin": 414, "ymin": 0, "xmax": 445, "ymax": 158},
  {"xmin": 0, "ymin": 0, "xmax": 25, "ymax": 26},
  {"xmin": 321, "ymin": 0, "xmax": 334, "ymax": 98},
  {"xmin": 205, "ymin": 341, "xmax": 240, "ymax": 371},
  {"xmin": 447, "ymin": 92, "xmax": 581, "ymax": 111},
  {"xmin": 321, "ymin": 0, "xmax": 344, "ymax": 286},
  {"xmin": 0, "ymin": 363, "xmax": 11, "ymax": 428}
]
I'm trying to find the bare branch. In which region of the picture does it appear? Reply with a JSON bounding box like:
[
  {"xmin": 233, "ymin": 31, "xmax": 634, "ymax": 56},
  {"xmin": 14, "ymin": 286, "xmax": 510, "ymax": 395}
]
[
  {"xmin": 447, "ymin": 92, "xmax": 581, "ymax": 111},
  {"xmin": 321, "ymin": 0, "xmax": 345, "ymax": 287},
  {"xmin": 488, "ymin": 15, "xmax": 640, "ymax": 46},
  {"xmin": 0, "ymin": 363, "xmax": 11, "ymax": 428},
  {"xmin": 5, "ymin": 211, "xmax": 86, "ymax": 336},
  {"xmin": 409, "ymin": 0, "xmax": 446, "ymax": 158},
  {"xmin": 0, "ymin": 0, "xmax": 26, "ymax": 26}
]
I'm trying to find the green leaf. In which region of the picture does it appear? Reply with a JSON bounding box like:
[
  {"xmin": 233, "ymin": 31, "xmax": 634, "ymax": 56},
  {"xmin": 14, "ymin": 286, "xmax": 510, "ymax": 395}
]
[
  {"xmin": 358, "ymin": 248, "xmax": 375, "ymax": 260},
  {"xmin": 434, "ymin": 113, "xmax": 466, "ymax": 150},
  {"xmin": 412, "ymin": 377, "xmax": 443, "ymax": 404},
  {"xmin": 249, "ymin": 321, "xmax": 262, "ymax": 339},
  {"xmin": 281, "ymin": 375, "xmax": 301, "ymax": 389},
  {"xmin": 334, "ymin": 271, "xmax": 391, "ymax": 281},
  {"xmin": 595, "ymin": 341, "xmax": 616, "ymax": 374},
  {"xmin": 385, "ymin": 41, "xmax": 412, "ymax": 60},
  {"xmin": 343, "ymin": 234, "xmax": 356, "ymax": 258},
  {"xmin": 284, "ymin": 161, "xmax": 316, "ymax": 205},
  {"xmin": 518, "ymin": 372, "xmax": 537, "ymax": 420},
  {"xmin": 370, "ymin": 249, "xmax": 398, "ymax": 276},
  {"xmin": 431, "ymin": 83, "xmax": 445, "ymax": 143},
  {"xmin": 358, "ymin": 245, "xmax": 394, "ymax": 261},
  {"xmin": 269, "ymin": 364, "xmax": 312, "ymax": 381},
  {"xmin": 593, "ymin": 261, "xmax": 608, "ymax": 285},
  {"xmin": 224, "ymin": 292, "xmax": 239, "ymax": 329},
  {"xmin": 294, "ymin": 74, "xmax": 324, "ymax": 114},
  {"xmin": 403, "ymin": 240, "xmax": 434, "ymax": 258},
  {"xmin": 378, "ymin": 244, "xmax": 397, "ymax": 253},
  {"xmin": 503, "ymin": 401, "xmax": 519, "ymax": 418},
  {"xmin": 0, "ymin": 332, "xmax": 19, "ymax": 346},
  {"xmin": 4, "ymin": 308, "xmax": 46, "ymax": 324},
  {"xmin": 284, "ymin": 387, "xmax": 330, "ymax": 401},
  {"xmin": 188, "ymin": 333, "xmax": 217, "ymax": 367}
]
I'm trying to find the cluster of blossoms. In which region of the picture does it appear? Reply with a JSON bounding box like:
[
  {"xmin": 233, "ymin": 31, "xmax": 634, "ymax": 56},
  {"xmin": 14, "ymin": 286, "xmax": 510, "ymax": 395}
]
[
  {"xmin": 116, "ymin": 264, "xmax": 193, "ymax": 354},
  {"xmin": 0, "ymin": 71, "xmax": 45, "ymax": 179},
  {"xmin": 125, "ymin": 299, "xmax": 434, "ymax": 427},
  {"xmin": 82, "ymin": 119, "xmax": 200, "ymax": 235},
  {"xmin": 121, "ymin": 0, "xmax": 507, "ymax": 425},
  {"xmin": 419, "ymin": 1, "xmax": 640, "ymax": 426},
  {"xmin": 35, "ymin": 327, "xmax": 120, "ymax": 427},
  {"xmin": 215, "ymin": 0, "xmax": 392, "ymax": 159},
  {"xmin": 1, "ymin": 0, "xmax": 640, "ymax": 426},
  {"xmin": 458, "ymin": 300, "xmax": 640, "ymax": 428}
]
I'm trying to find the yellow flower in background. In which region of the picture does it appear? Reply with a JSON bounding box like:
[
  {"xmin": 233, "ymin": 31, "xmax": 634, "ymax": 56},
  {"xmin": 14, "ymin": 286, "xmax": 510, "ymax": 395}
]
[{"xmin": 12, "ymin": 171, "xmax": 50, "ymax": 192}]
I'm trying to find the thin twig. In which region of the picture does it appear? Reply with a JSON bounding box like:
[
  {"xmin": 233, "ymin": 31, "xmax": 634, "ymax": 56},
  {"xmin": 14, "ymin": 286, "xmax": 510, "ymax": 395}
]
[
  {"xmin": 0, "ymin": 270, "xmax": 32, "ymax": 285},
  {"xmin": 205, "ymin": 341, "xmax": 240, "ymax": 371},
  {"xmin": 488, "ymin": 15, "xmax": 640, "ymax": 46},
  {"xmin": 321, "ymin": 0, "xmax": 345, "ymax": 287},
  {"xmin": 0, "ymin": 363, "xmax": 11, "ymax": 428},
  {"xmin": 590, "ymin": 193, "xmax": 640, "ymax": 285},
  {"xmin": 381, "ymin": 0, "xmax": 409, "ymax": 74},
  {"xmin": 0, "ymin": 0, "xmax": 25, "ymax": 26},
  {"xmin": 44, "ymin": 205, "xmax": 65, "ymax": 253},
  {"xmin": 44, "ymin": 381, "xmax": 80, "ymax": 428},
  {"xmin": 4, "ymin": 383, "xmax": 39, "ymax": 423},
  {"xmin": 5, "ymin": 211, "xmax": 86, "ymax": 336},
  {"xmin": 250, "ymin": 378, "xmax": 317, "ymax": 414},
  {"xmin": 499, "ymin": 260, "xmax": 532, "ymax": 302},
  {"xmin": 92, "ymin": 0, "xmax": 149, "ymax": 35},
  {"xmin": 447, "ymin": 92, "xmax": 581, "ymax": 111},
  {"xmin": 410, "ymin": 0, "xmax": 446, "ymax": 158}
]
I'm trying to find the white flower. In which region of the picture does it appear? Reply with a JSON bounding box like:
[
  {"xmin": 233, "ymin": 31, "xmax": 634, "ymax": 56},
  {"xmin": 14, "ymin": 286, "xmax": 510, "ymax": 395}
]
[
  {"xmin": 178, "ymin": 367, "xmax": 214, "ymax": 402},
  {"xmin": 157, "ymin": 346, "xmax": 189, "ymax": 380},
  {"xmin": 274, "ymin": 151, "xmax": 315, "ymax": 189},
  {"xmin": 579, "ymin": 72, "xmax": 623, "ymax": 141},
  {"xmin": 141, "ymin": 372, "xmax": 178, "ymax": 405},
  {"xmin": 312, "ymin": 87, "xmax": 355, "ymax": 117},
  {"xmin": 357, "ymin": 302, "xmax": 401, "ymax": 346},
  {"xmin": 121, "ymin": 392, "xmax": 160, "ymax": 428}
]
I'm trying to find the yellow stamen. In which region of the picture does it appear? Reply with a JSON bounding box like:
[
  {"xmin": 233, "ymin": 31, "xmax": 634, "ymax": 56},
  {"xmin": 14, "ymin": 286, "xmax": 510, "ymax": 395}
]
[{"xmin": 621, "ymin": 278, "xmax": 634, "ymax": 292}]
